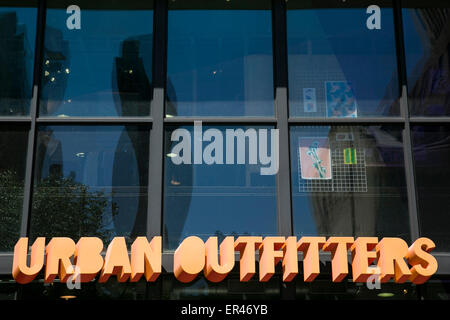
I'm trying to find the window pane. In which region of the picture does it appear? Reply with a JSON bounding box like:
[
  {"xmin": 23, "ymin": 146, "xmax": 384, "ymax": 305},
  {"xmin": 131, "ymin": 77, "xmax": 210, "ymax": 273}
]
[
  {"xmin": 30, "ymin": 126, "xmax": 149, "ymax": 243},
  {"xmin": 287, "ymin": 1, "xmax": 400, "ymax": 118},
  {"xmin": 0, "ymin": 125, "xmax": 28, "ymax": 251},
  {"xmin": 402, "ymin": 1, "xmax": 450, "ymax": 116},
  {"xmin": 164, "ymin": 125, "xmax": 277, "ymax": 250},
  {"xmin": 20, "ymin": 278, "xmax": 151, "ymax": 300},
  {"xmin": 412, "ymin": 126, "xmax": 450, "ymax": 251},
  {"xmin": 166, "ymin": 0, "xmax": 274, "ymax": 117},
  {"xmin": 293, "ymin": 278, "xmax": 418, "ymax": 300},
  {"xmin": 0, "ymin": 277, "xmax": 17, "ymax": 300},
  {"xmin": 40, "ymin": 0, "xmax": 153, "ymax": 117},
  {"xmin": 290, "ymin": 126, "xmax": 409, "ymax": 239},
  {"xmin": 162, "ymin": 275, "xmax": 280, "ymax": 300},
  {"xmin": 0, "ymin": 1, "xmax": 37, "ymax": 116}
]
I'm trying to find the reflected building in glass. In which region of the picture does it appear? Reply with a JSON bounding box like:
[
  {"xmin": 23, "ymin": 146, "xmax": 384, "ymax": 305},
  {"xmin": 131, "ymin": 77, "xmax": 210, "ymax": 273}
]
[
  {"xmin": 290, "ymin": 125, "xmax": 409, "ymax": 239},
  {"xmin": 403, "ymin": 4, "xmax": 450, "ymax": 116},
  {"xmin": 0, "ymin": 8, "xmax": 36, "ymax": 115}
]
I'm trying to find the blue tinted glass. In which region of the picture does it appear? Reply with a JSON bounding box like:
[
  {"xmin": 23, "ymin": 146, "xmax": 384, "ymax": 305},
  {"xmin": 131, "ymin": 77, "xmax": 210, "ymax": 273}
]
[
  {"xmin": 40, "ymin": 1, "xmax": 153, "ymax": 117},
  {"xmin": 412, "ymin": 126, "xmax": 450, "ymax": 251},
  {"xmin": 166, "ymin": 1, "xmax": 274, "ymax": 117},
  {"xmin": 0, "ymin": 125, "xmax": 28, "ymax": 252},
  {"xmin": 0, "ymin": 2, "xmax": 37, "ymax": 116},
  {"xmin": 287, "ymin": 1, "xmax": 400, "ymax": 117},
  {"xmin": 30, "ymin": 125, "xmax": 149, "ymax": 243},
  {"xmin": 164, "ymin": 125, "xmax": 277, "ymax": 250},
  {"xmin": 402, "ymin": 2, "xmax": 450, "ymax": 116},
  {"xmin": 290, "ymin": 126, "xmax": 409, "ymax": 239}
]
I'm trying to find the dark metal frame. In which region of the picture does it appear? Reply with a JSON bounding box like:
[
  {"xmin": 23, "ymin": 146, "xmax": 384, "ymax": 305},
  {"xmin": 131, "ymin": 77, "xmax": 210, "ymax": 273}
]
[{"xmin": 1, "ymin": 0, "xmax": 450, "ymax": 298}]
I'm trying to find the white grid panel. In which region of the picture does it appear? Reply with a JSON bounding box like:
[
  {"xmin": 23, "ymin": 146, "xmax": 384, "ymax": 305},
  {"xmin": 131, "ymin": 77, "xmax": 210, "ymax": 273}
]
[{"xmin": 298, "ymin": 131, "xmax": 368, "ymax": 193}]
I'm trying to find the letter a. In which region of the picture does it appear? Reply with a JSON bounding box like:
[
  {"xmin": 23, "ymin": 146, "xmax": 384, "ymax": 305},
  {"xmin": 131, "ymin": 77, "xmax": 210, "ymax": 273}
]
[
  {"xmin": 366, "ymin": 5, "xmax": 381, "ymax": 30},
  {"xmin": 66, "ymin": 5, "xmax": 81, "ymax": 30}
]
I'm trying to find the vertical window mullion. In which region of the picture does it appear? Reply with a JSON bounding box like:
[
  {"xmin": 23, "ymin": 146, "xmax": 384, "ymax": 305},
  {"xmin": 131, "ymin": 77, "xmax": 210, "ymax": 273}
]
[
  {"xmin": 147, "ymin": 0, "xmax": 168, "ymax": 239},
  {"xmin": 273, "ymin": 0, "xmax": 296, "ymax": 300},
  {"xmin": 20, "ymin": 0, "xmax": 47, "ymax": 238},
  {"xmin": 272, "ymin": 0, "xmax": 293, "ymax": 238},
  {"xmin": 393, "ymin": 0, "xmax": 420, "ymax": 241}
]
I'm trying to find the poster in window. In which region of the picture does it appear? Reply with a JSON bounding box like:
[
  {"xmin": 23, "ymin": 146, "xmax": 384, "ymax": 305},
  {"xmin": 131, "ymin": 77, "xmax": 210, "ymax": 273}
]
[
  {"xmin": 299, "ymin": 137, "xmax": 332, "ymax": 180},
  {"xmin": 303, "ymin": 88, "xmax": 317, "ymax": 113},
  {"xmin": 325, "ymin": 81, "xmax": 357, "ymax": 118}
]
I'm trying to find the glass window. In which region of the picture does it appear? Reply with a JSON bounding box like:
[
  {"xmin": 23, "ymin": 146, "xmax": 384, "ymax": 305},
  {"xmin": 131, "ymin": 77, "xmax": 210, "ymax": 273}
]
[
  {"xmin": 0, "ymin": 277, "xmax": 17, "ymax": 300},
  {"xmin": 402, "ymin": 1, "xmax": 450, "ymax": 116},
  {"xmin": 0, "ymin": 1, "xmax": 38, "ymax": 116},
  {"xmin": 164, "ymin": 125, "xmax": 277, "ymax": 250},
  {"xmin": 19, "ymin": 278, "xmax": 152, "ymax": 300},
  {"xmin": 166, "ymin": 0, "xmax": 274, "ymax": 117},
  {"xmin": 294, "ymin": 278, "xmax": 419, "ymax": 300},
  {"xmin": 412, "ymin": 125, "xmax": 450, "ymax": 251},
  {"xmin": 162, "ymin": 275, "xmax": 281, "ymax": 300},
  {"xmin": 419, "ymin": 279, "xmax": 450, "ymax": 300},
  {"xmin": 287, "ymin": 0, "xmax": 400, "ymax": 118},
  {"xmin": 290, "ymin": 126, "xmax": 409, "ymax": 239},
  {"xmin": 0, "ymin": 125, "xmax": 28, "ymax": 252},
  {"xmin": 40, "ymin": 0, "xmax": 153, "ymax": 117},
  {"xmin": 29, "ymin": 125, "xmax": 149, "ymax": 243}
]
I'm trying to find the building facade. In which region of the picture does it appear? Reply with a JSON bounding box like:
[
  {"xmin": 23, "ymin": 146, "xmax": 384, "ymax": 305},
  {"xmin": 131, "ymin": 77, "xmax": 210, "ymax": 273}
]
[{"xmin": 0, "ymin": 0, "xmax": 450, "ymax": 300}]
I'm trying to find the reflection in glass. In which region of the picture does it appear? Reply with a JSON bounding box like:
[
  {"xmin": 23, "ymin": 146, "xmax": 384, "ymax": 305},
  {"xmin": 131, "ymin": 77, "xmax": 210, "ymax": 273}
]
[
  {"xmin": 162, "ymin": 275, "xmax": 280, "ymax": 300},
  {"xmin": 19, "ymin": 277, "xmax": 154, "ymax": 300},
  {"xmin": 0, "ymin": 126, "xmax": 28, "ymax": 251},
  {"xmin": 294, "ymin": 278, "xmax": 418, "ymax": 300},
  {"xmin": 0, "ymin": 277, "xmax": 17, "ymax": 300},
  {"xmin": 403, "ymin": 2, "xmax": 450, "ymax": 116},
  {"xmin": 418, "ymin": 280, "xmax": 450, "ymax": 300},
  {"xmin": 287, "ymin": 1, "xmax": 400, "ymax": 117},
  {"xmin": 166, "ymin": 0, "xmax": 274, "ymax": 117},
  {"xmin": 40, "ymin": 0, "xmax": 153, "ymax": 117},
  {"xmin": 30, "ymin": 126, "xmax": 149, "ymax": 243},
  {"xmin": 412, "ymin": 126, "xmax": 450, "ymax": 251},
  {"xmin": 0, "ymin": 2, "xmax": 37, "ymax": 116},
  {"xmin": 290, "ymin": 126, "xmax": 409, "ymax": 239},
  {"xmin": 164, "ymin": 125, "xmax": 277, "ymax": 250}
]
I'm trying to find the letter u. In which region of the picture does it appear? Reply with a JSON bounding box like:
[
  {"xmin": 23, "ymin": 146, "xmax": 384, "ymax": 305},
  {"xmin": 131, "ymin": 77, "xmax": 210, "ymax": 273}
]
[{"xmin": 12, "ymin": 237, "xmax": 45, "ymax": 284}]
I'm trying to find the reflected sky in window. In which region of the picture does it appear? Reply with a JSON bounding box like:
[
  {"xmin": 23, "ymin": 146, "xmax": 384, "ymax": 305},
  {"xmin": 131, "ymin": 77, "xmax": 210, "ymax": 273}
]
[
  {"xmin": 287, "ymin": 5, "xmax": 400, "ymax": 117},
  {"xmin": 40, "ymin": 5, "xmax": 153, "ymax": 117},
  {"xmin": 167, "ymin": 9, "xmax": 274, "ymax": 117}
]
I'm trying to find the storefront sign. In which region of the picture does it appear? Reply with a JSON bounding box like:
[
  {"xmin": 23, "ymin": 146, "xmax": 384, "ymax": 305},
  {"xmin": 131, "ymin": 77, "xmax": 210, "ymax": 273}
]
[{"xmin": 11, "ymin": 236, "xmax": 437, "ymax": 285}]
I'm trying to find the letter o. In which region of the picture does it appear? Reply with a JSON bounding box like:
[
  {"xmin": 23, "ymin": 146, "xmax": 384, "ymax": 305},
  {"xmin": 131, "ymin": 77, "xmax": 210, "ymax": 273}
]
[{"xmin": 173, "ymin": 236, "xmax": 205, "ymax": 283}]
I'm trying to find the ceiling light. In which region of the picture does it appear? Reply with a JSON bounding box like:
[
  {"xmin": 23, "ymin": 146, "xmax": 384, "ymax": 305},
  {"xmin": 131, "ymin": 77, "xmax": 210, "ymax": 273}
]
[{"xmin": 377, "ymin": 292, "xmax": 394, "ymax": 298}]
